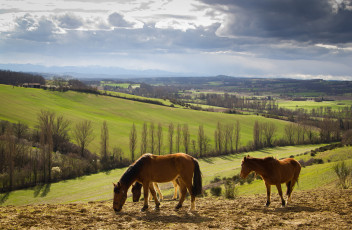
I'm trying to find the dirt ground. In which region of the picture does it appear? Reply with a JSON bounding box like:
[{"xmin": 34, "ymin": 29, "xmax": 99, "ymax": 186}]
[{"xmin": 1, "ymin": 188, "xmax": 352, "ymax": 229}]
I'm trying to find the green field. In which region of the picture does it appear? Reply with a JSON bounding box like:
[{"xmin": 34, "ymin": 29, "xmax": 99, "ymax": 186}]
[
  {"xmin": 0, "ymin": 84, "xmax": 290, "ymax": 156},
  {"xmin": 0, "ymin": 144, "xmax": 330, "ymax": 206},
  {"xmin": 278, "ymin": 99, "xmax": 352, "ymax": 111}
]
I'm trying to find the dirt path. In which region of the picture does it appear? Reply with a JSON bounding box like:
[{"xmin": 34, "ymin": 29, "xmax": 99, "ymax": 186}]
[{"xmin": 1, "ymin": 188, "xmax": 351, "ymax": 229}]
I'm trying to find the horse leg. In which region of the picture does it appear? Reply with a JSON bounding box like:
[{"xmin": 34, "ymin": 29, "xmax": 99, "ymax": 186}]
[
  {"xmin": 286, "ymin": 181, "xmax": 292, "ymax": 204},
  {"xmin": 155, "ymin": 182, "xmax": 163, "ymax": 201},
  {"xmin": 172, "ymin": 180, "xmax": 178, "ymax": 200},
  {"xmin": 149, "ymin": 183, "xmax": 160, "ymax": 209},
  {"xmin": 287, "ymin": 178, "xmax": 297, "ymax": 203},
  {"xmin": 175, "ymin": 182, "xmax": 187, "ymax": 210},
  {"xmin": 265, "ymin": 182, "xmax": 271, "ymax": 207},
  {"xmin": 141, "ymin": 182, "xmax": 150, "ymax": 211},
  {"xmin": 276, "ymin": 184, "xmax": 286, "ymax": 207}
]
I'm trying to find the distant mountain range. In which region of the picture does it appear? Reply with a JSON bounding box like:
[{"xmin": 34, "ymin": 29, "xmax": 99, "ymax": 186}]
[{"xmin": 0, "ymin": 63, "xmax": 197, "ymax": 79}]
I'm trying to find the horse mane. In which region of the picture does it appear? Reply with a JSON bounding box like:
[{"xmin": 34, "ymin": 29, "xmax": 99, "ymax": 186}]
[{"xmin": 120, "ymin": 154, "xmax": 151, "ymax": 186}]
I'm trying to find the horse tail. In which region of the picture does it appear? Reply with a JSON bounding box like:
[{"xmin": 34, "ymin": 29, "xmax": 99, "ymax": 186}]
[{"xmin": 192, "ymin": 158, "xmax": 202, "ymax": 196}]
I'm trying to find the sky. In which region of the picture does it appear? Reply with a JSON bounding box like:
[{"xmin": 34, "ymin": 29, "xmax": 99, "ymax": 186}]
[{"xmin": 1, "ymin": 0, "xmax": 352, "ymax": 79}]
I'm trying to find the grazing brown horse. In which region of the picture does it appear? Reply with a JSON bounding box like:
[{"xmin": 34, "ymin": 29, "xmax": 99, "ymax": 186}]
[
  {"xmin": 240, "ymin": 156, "xmax": 301, "ymax": 207},
  {"xmin": 132, "ymin": 179, "xmax": 180, "ymax": 202},
  {"xmin": 113, "ymin": 153, "xmax": 202, "ymax": 212}
]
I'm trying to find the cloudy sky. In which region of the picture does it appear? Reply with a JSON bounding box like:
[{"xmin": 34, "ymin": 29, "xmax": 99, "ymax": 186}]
[{"xmin": 1, "ymin": 0, "xmax": 352, "ymax": 79}]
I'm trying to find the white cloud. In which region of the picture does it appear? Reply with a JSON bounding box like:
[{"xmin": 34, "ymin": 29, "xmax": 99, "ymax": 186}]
[{"xmin": 0, "ymin": 0, "xmax": 351, "ymax": 80}]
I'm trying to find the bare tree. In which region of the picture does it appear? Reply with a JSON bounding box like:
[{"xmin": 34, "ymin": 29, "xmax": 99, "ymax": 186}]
[
  {"xmin": 38, "ymin": 110, "xmax": 54, "ymax": 182},
  {"xmin": 320, "ymin": 118, "xmax": 335, "ymax": 142},
  {"xmin": 157, "ymin": 123, "xmax": 163, "ymax": 155},
  {"xmin": 285, "ymin": 123, "xmax": 295, "ymax": 145},
  {"xmin": 224, "ymin": 124, "xmax": 234, "ymax": 154},
  {"xmin": 100, "ymin": 121, "xmax": 109, "ymax": 165},
  {"xmin": 176, "ymin": 124, "xmax": 181, "ymax": 153},
  {"xmin": 215, "ymin": 122, "xmax": 223, "ymax": 154},
  {"xmin": 129, "ymin": 123, "xmax": 137, "ymax": 161},
  {"xmin": 253, "ymin": 121, "xmax": 261, "ymax": 150},
  {"xmin": 13, "ymin": 121, "xmax": 28, "ymax": 140},
  {"xmin": 262, "ymin": 122, "xmax": 277, "ymax": 147},
  {"xmin": 4, "ymin": 124, "xmax": 15, "ymax": 189},
  {"xmin": 191, "ymin": 140, "xmax": 197, "ymax": 157},
  {"xmin": 73, "ymin": 120, "xmax": 94, "ymax": 157},
  {"xmin": 182, "ymin": 124, "xmax": 190, "ymax": 154},
  {"xmin": 149, "ymin": 122, "xmax": 155, "ymax": 153},
  {"xmin": 198, "ymin": 125, "xmax": 205, "ymax": 157},
  {"xmin": 234, "ymin": 120, "xmax": 241, "ymax": 152},
  {"xmin": 168, "ymin": 122, "xmax": 174, "ymax": 154},
  {"xmin": 52, "ymin": 115, "xmax": 70, "ymax": 152},
  {"xmin": 140, "ymin": 122, "xmax": 148, "ymax": 154}
]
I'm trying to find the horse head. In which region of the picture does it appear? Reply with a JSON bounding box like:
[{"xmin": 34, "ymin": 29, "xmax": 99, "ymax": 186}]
[
  {"xmin": 113, "ymin": 182, "xmax": 127, "ymax": 212},
  {"xmin": 240, "ymin": 155, "xmax": 252, "ymax": 179},
  {"xmin": 131, "ymin": 182, "xmax": 142, "ymax": 202}
]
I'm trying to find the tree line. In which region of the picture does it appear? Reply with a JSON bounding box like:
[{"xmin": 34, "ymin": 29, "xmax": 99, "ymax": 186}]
[{"xmin": 2, "ymin": 110, "xmax": 352, "ymax": 192}]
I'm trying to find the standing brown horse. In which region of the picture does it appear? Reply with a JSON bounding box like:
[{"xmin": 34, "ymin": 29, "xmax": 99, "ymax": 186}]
[
  {"xmin": 240, "ymin": 156, "xmax": 301, "ymax": 207},
  {"xmin": 113, "ymin": 153, "xmax": 202, "ymax": 212}
]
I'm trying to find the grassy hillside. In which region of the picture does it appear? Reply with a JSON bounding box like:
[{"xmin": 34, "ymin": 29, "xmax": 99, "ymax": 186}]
[
  {"xmin": 0, "ymin": 144, "xmax": 329, "ymax": 206},
  {"xmin": 277, "ymin": 99, "xmax": 352, "ymax": 111},
  {"xmin": 0, "ymin": 84, "xmax": 290, "ymax": 156}
]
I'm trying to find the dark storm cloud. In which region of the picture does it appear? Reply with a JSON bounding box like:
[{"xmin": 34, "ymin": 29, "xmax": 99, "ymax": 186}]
[{"xmin": 200, "ymin": 0, "xmax": 352, "ymax": 44}]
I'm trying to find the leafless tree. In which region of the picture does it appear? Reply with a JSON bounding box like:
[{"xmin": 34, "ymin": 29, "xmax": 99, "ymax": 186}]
[
  {"xmin": 100, "ymin": 121, "xmax": 109, "ymax": 164},
  {"xmin": 157, "ymin": 123, "xmax": 163, "ymax": 155},
  {"xmin": 140, "ymin": 122, "xmax": 148, "ymax": 155},
  {"xmin": 215, "ymin": 122, "xmax": 224, "ymax": 154},
  {"xmin": 285, "ymin": 123, "xmax": 295, "ymax": 145},
  {"xmin": 38, "ymin": 110, "xmax": 54, "ymax": 182},
  {"xmin": 198, "ymin": 125, "xmax": 205, "ymax": 157},
  {"xmin": 182, "ymin": 124, "xmax": 190, "ymax": 154},
  {"xmin": 253, "ymin": 121, "xmax": 262, "ymax": 150},
  {"xmin": 129, "ymin": 123, "xmax": 137, "ymax": 161},
  {"xmin": 168, "ymin": 122, "xmax": 174, "ymax": 154},
  {"xmin": 224, "ymin": 124, "xmax": 234, "ymax": 154},
  {"xmin": 4, "ymin": 124, "xmax": 15, "ymax": 189},
  {"xmin": 262, "ymin": 122, "xmax": 277, "ymax": 147},
  {"xmin": 176, "ymin": 124, "xmax": 181, "ymax": 153},
  {"xmin": 13, "ymin": 121, "xmax": 28, "ymax": 140},
  {"xmin": 52, "ymin": 115, "xmax": 70, "ymax": 152},
  {"xmin": 234, "ymin": 120, "xmax": 241, "ymax": 152},
  {"xmin": 149, "ymin": 122, "xmax": 155, "ymax": 153},
  {"xmin": 73, "ymin": 120, "xmax": 94, "ymax": 158},
  {"xmin": 320, "ymin": 118, "xmax": 335, "ymax": 142}
]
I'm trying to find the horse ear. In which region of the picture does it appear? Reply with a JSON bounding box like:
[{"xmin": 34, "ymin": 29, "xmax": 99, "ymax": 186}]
[{"xmin": 113, "ymin": 182, "xmax": 116, "ymax": 187}]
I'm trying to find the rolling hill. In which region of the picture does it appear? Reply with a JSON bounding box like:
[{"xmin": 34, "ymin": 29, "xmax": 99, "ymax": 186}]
[{"xmin": 0, "ymin": 84, "xmax": 291, "ymax": 156}]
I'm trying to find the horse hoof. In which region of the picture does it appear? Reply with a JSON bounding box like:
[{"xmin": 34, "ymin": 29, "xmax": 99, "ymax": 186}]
[
  {"xmin": 141, "ymin": 206, "xmax": 148, "ymax": 212},
  {"xmin": 175, "ymin": 204, "xmax": 182, "ymax": 210},
  {"xmin": 265, "ymin": 202, "xmax": 270, "ymax": 207}
]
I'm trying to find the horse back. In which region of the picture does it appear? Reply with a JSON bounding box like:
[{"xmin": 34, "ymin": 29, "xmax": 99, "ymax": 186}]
[
  {"xmin": 277, "ymin": 158, "xmax": 301, "ymax": 182},
  {"xmin": 141, "ymin": 153, "xmax": 195, "ymax": 183}
]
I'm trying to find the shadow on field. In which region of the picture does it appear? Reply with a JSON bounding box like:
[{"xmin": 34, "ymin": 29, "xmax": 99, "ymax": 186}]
[
  {"xmin": 33, "ymin": 183, "xmax": 51, "ymax": 197},
  {"xmin": 202, "ymin": 157, "xmax": 214, "ymax": 164},
  {"xmin": 0, "ymin": 192, "xmax": 10, "ymax": 204},
  {"xmin": 250, "ymin": 205, "xmax": 318, "ymax": 213},
  {"xmin": 137, "ymin": 211, "xmax": 213, "ymax": 224}
]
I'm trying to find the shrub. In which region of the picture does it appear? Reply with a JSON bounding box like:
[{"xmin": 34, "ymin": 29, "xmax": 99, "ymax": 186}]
[
  {"xmin": 211, "ymin": 176, "xmax": 221, "ymax": 183},
  {"xmin": 224, "ymin": 180, "xmax": 237, "ymax": 199},
  {"xmin": 210, "ymin": 186, "xmax": 222, "ymax": 196},
  {"xmin": 333, "ymin": 161, "xmax": 352, "ymax": 189}
]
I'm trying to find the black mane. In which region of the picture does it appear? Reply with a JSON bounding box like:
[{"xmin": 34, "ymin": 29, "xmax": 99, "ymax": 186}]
[{"xmin": 119, "ymin": 154, "xmax": 151, "ymax": 186}]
